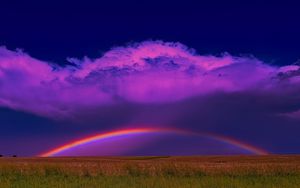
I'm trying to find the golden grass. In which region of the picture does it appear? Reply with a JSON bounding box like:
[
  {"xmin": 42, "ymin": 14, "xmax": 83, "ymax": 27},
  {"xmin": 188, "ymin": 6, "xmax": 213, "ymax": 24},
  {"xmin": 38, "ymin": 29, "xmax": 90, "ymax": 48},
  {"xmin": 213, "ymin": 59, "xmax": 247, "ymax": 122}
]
[
  {"xmin": 0, "ymin": 155, "xmax": 299, "ymax": 177},
  {"xmin": 1, "ymin": 155, "xmax": 300, "ymax": 188}
]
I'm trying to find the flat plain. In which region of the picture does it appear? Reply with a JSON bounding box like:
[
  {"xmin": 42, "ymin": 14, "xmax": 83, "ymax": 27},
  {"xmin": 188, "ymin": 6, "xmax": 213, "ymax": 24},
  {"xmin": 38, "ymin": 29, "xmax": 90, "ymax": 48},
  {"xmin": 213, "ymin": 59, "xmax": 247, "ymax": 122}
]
[{"xmin": 0, "ymin": 155, "xmax": 300, "ymax": 188}]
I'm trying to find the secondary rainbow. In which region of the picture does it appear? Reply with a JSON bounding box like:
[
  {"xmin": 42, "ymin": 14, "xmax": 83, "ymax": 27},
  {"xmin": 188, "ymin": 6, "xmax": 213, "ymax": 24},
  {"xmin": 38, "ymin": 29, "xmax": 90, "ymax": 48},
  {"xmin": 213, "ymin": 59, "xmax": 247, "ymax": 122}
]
[{"xmin": 39, "ymin": 128, "xmax": 268, "ymax": 157}]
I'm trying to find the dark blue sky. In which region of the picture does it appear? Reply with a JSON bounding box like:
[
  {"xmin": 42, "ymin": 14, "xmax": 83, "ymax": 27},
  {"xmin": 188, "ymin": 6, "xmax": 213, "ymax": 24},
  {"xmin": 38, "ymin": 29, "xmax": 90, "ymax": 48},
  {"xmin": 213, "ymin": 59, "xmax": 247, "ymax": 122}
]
[
  {"xmin": 1, "ymin": 1, "xmax": 299, "ymax": 65},
  {"xmin": 1, "ymin": 0, "xmax": 300, "ymax": 156}
]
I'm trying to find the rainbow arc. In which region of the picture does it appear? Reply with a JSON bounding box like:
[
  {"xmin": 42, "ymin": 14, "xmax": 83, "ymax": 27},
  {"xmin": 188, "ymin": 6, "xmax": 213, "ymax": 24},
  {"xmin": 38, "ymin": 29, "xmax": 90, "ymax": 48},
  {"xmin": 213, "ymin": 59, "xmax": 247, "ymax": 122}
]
[{"xmin": 40, "ymin": 128, "xmax": 268, "ymax": 157}]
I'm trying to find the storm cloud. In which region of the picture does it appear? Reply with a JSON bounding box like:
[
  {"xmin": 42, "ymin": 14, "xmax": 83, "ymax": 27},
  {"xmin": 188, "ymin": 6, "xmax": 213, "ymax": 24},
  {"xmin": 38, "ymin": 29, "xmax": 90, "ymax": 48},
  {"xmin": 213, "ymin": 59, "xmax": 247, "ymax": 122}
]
[{"xmin": 0, "ymin": 41, "xmax": 300, "ymax": 119}]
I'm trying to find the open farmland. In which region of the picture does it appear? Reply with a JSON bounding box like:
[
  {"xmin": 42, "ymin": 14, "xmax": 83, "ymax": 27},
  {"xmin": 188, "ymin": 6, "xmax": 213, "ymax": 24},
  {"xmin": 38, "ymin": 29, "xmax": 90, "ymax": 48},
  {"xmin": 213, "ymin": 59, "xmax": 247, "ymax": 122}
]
[{"xmin": 0, "ymin": 155, "xmax": 300, "ymax": 188}]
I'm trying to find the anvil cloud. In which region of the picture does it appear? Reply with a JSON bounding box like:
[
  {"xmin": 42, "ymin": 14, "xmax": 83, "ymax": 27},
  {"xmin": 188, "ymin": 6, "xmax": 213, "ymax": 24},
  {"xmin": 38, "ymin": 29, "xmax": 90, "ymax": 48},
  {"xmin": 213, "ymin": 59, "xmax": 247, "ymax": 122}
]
[{"xmin": 0, "ymin": 41, "xmax": 299, "ymax": 119}]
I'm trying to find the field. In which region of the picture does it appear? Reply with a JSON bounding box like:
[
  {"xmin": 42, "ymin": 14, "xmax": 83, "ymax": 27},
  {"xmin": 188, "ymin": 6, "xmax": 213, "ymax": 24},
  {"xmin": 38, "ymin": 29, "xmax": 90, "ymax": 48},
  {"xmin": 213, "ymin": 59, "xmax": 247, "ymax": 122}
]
[{"xmin": 0, "ymin": 155, "xmax": 300, "ymax": 188}]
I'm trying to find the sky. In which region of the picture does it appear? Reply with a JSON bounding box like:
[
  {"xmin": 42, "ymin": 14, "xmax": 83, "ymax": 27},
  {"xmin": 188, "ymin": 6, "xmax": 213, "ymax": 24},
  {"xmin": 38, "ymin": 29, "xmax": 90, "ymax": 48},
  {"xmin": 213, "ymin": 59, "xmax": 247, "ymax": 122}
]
[{"xmin": 0, "ymin": 0, "xmax": 300, "ymax": 156}]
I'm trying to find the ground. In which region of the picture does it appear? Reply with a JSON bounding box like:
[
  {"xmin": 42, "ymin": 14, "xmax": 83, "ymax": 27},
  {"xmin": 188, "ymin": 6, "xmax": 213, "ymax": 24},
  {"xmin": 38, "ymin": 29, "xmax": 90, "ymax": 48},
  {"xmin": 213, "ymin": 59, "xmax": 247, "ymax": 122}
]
[{"xmin": 0, "ymin": 155, "xmax": 299, "ymax": 188}]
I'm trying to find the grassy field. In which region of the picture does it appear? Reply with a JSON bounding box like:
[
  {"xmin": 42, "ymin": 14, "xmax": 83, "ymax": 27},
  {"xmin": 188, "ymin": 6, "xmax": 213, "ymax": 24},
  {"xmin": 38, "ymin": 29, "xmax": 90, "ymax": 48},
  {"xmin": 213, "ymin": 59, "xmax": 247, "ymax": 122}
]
[{"xmin": 0, "ymin": 155, "xmax": 300, "ymax": 188}]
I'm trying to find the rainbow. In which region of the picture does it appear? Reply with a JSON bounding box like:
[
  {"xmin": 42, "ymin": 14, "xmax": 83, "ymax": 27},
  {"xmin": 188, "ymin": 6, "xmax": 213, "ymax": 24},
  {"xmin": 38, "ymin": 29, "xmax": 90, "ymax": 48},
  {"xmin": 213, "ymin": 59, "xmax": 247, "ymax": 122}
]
[
  {"xmin": 39, "ymin": 128, "xmax": 268, "ymax": 157},
  {"xmin": 203, "ymin": 133, "xmax": 268, "ymax": 155}
]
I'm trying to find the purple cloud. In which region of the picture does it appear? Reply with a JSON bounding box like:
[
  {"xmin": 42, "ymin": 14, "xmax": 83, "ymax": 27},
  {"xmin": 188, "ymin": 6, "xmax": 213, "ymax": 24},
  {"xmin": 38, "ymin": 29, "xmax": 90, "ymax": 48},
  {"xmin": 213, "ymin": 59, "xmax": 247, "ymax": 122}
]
[{"xmin": 0, "ymin": 41, "xmax": 299, "ymax": 119}]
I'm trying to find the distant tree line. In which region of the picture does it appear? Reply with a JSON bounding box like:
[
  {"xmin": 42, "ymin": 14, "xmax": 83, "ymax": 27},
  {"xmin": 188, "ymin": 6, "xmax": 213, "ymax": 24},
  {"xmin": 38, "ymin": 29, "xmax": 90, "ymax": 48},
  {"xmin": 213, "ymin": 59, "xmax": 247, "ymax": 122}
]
[{"xmin": 0, "ymin": 154, "xmax": 17, "ymax": 157}]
